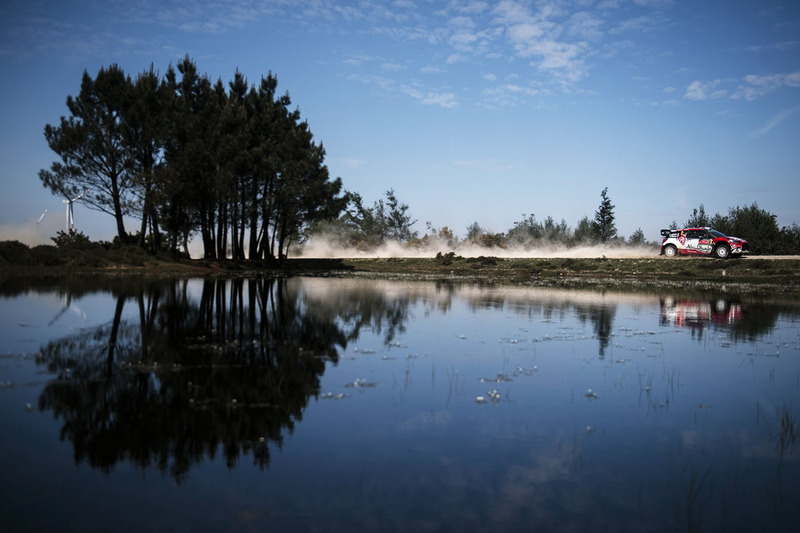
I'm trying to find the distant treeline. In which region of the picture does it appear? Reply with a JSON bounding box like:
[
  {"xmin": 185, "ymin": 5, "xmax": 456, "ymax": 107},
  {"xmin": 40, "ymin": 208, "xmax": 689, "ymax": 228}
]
[
  {"xmin": 307, "ymin": 187, "xmax": 627, "ymax": 251},
  {"xmin": 307, "ymin": 189, "xmax": 800, "ymax": 255}
]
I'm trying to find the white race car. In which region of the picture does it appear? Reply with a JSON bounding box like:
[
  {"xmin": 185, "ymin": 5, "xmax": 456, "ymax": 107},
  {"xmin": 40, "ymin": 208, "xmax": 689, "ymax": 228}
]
[{"xmin": 660, "ymin": 227, "xmax": 749, "ymax": 259}]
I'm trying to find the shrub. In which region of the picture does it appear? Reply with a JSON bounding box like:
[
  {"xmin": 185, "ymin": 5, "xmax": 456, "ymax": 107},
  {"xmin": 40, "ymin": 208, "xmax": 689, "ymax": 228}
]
[
  {"xmin": 0, "ymin": 240, "xmax": 32, "ymax": 265},
  {"xmin": 435, "ymin": 251, "xmax": 461, "ymax": 266},
  {"xmin": 52, "ymin": 230, "xmax": 93, "ymax": 250},
  {"xmin": 30, "ymin": 245, "xmax": 64, "ymax": 266}
]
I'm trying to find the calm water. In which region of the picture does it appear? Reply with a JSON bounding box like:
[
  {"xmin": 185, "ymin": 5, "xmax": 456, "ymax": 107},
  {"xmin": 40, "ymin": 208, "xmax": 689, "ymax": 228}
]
[{"xmin": 1, "ymin": 276, "xmax": 798, "ymax": 532}]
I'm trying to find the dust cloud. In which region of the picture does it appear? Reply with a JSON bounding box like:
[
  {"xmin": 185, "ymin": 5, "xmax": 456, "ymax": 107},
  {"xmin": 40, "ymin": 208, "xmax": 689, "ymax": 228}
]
[
  {"xmin": 0, "ymin": 224, "xmax": 658, "ymax": 260},
  {"xmin": 293, "ymin": 234, "xmax": 657, "ymax": 259},
  {"xmin": 0, "ymin": 219, "xmax": 61, "ymax": 247}
]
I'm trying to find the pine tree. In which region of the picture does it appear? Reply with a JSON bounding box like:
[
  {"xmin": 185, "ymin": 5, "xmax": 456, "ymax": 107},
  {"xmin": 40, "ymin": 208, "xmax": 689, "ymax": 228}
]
[
  {"xmin": 685, "ymin": 204, "xmax": 709, "ymax": 228},
  {"xmin": 39, "ymin": 64, "xmax": 134, "ymax": 241},
  {"xmin": 124, "ymin": 65, "xmax": 169, "ymax": 250},
  {"xmin": 628, "ymin": 228, "xmax": 646, "ymax": 245},
  {"xmin": 592, "ymin": 187, "xmax": 617, "ymax": 243}
]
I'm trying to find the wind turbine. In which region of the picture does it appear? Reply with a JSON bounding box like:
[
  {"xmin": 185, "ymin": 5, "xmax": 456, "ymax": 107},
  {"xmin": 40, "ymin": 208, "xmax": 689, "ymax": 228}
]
[
  {"xmin": 37, "ymin": 209, "xmax": 47, "ymax": 224},
  {"xmin": 63, "ymin": 190, "xmax": 86, "ymax": 232}
]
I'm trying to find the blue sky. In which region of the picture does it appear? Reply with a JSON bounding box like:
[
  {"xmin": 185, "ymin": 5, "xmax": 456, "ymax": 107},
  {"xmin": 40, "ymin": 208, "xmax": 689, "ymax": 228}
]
[{"xmin": 1, "ymin": 0, "xmax": 799, "ymax": 246}]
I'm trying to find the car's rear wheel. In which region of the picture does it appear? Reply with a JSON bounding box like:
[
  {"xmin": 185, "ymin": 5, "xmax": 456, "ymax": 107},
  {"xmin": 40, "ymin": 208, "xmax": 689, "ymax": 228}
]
[
  {"xmin": 663, "ymin": 244, "xmax": 677, "ymax": 257},
  {"xmin": 714, "ymin": 244, "xmax": 730, "ymax": 259}
]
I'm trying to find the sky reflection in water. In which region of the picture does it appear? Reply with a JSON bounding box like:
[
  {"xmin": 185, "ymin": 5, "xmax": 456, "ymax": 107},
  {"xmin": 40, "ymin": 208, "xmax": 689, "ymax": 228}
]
[{"xmin": 0, "ymin": 277, "xmax": 798, "ymax": 532}]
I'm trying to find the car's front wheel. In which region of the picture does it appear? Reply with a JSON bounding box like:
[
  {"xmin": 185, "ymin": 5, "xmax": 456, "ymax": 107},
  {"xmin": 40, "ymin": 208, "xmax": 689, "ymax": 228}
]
[
  {"xmin": 663, "ymin": 244, "xmax": 678, "ymax": 257},
  {"xmin": 714, "ymin": 244, "xmax": 730, "ymax": 259}
]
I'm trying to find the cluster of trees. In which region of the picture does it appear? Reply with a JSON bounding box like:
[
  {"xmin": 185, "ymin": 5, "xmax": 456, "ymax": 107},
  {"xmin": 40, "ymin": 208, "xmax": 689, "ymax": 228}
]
[
  {"xmin": 492, "ymin": 187, "xmax": 632, "ymax": 248},
  {"xmin": 304, "ymin": 189, "xmax": 418, "ymax": 250},
  {"xmin": 306, "ymin": 186, "xmax": 637, "ymax": 251},
  {"xmin": 40, "ymin": 57, "xmax": 345, "ymax": 260}
]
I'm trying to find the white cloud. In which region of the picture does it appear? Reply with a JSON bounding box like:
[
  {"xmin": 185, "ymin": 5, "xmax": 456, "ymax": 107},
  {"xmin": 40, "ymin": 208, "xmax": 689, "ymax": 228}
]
[
  {"xmin": 348, "ymin": 73, "xmax": 396, "ymax": 91},
  {"xmin": 533, "ymin": 39, "xmax": 585, "ymax": 71},
  {"xmin": 446, "ymin": 52, "xmax": 468, "ymax": 64},
  {"xmin": 491, "ymin": 0, "xmax": 590, "ymax": 83},
  {"xmin": 733, "ymin": 72, "xmax": 800, "ymax": 100},
  {"xmin": 633, "ymin": 0, "xmax": 674, "ymax": 6},
  {"xmin": 684, "ymin": 72, "xmax": 800, "ymax": 103},
  {"xmin": 454, "ymin": 1, "xmax": 490, "ymax": 15},
  {"xmin": 449, "ymin": 16, "xmax": 476, "ymax": 30},
  {"xmin": 381, "ymin": 62, "xmax": 407, "ymax": 71},
  {"xmin": 420, "ymin": 91, "xmax": 458, "ymax": 108},
  {"xmin": 745, "ymin": 72, "xmax": 800, "ymax": 88},
  {"xmin": 745, "ymin": 40, "xmax": 799, "ymax": 52},
  {"xmin": 449, "ymin": 30, "xmax": 479, "ymax": 51},
  {"xmin": 482, "ymin": 83, "xmax": 544, "ymax": 106},
  {"xmin": 401, "ymin": 84, "xmax": 457, "ymax": 107},
  {"xmin": 392, "ymin": 0, "xmax": 416, "ymax": 9},
  {"xmin": 492, "ymin": 0, "xmax": 536, "ymax": 26},
  {"xmin": 750, "ymin": 104, "xmax": 800, "ymax": 138},
  {"xmin": 568, "ymin": 12, "xmax": 604, "ymax": 40},
  {"xmin": 342, "ymin": 52, "xmax": 381, "ymax": 67},
  {"xmin": 506, "ymin": 23, "xmax": 545, "ymax": 44},
  {"xmin": 340, "ymin": 157, "xmax": 366, "ymax": 168},
  {"xmin": 684, "ymin": 79, "xmax": 727, "ymax": 100},
  {"xmin": 351, "ymin": 73, "xmax": 457, "ymax": 108},
  {"xmin": 610, "ymin": 14, "xmax": 668, "ymax": 34}
]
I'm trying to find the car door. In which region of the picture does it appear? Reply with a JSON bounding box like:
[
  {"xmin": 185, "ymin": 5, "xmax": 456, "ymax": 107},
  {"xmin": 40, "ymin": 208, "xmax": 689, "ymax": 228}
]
[
  {"xmin": 682, "ymin": 229, "xmax": 705, "ymax": 254},
  {"xmin": 696, "ymin": 230, "xmax": 714, "ymax": 254}
]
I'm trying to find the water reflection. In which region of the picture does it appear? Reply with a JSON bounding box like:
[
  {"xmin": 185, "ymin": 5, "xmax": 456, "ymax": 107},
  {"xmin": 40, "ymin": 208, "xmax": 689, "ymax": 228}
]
[
  {"xmin": 660, "ymin": 294, "xmax": 787, "ymax": 341},
  {"xmin": 34, "ymin": 278, "xmax": 348, "ymax": 480},
  {"xmin": 1, "ymin": 277, "xmax": 799, "ymax": 531}
]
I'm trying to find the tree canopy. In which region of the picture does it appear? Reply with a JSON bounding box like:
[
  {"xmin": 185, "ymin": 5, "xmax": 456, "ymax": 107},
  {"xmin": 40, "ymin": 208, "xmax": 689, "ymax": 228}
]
[
  {"xmin": 40, "ymin": 64, "xmax": 135, "ymax": 241},
  {"xmin": 40, "ymin": 57, "xmax": 345, "ymax": 260}
]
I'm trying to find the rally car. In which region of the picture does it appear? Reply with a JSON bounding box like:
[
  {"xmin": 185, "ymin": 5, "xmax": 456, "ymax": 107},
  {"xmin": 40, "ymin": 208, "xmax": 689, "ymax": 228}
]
[{"xmin": 659, "ymin": 227, "xmax": 749, "ymax": 258}]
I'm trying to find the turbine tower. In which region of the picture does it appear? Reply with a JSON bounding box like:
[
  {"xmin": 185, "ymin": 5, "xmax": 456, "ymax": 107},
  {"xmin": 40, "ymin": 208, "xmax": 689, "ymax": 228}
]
[{"xmin": 63, "ymin": 190, "xmax": 86, "ymax": 232}]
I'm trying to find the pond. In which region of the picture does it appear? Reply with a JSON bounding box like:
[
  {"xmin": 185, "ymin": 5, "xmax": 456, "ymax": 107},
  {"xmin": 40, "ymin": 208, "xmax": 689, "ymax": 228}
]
[{"xmin": 1, "ymin": 276, "xmax": 798, "ymax": 532}]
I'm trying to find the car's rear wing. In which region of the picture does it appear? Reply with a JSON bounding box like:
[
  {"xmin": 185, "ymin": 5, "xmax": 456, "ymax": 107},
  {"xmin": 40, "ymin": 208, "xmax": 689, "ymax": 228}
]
[{"xmin": 660, "ymin": 229, "xmax": 672, "ymax": 237}]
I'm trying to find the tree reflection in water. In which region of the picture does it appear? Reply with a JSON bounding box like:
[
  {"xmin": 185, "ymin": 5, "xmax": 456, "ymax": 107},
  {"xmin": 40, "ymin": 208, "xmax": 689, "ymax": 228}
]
[
  {"xmin": 36, "ymin": 277, "xmax": 357, "ymax": 482},
  {"xmin": 6, "ymin": 276, "xmax": 797, "ymax": 531},
  {"xmin": 31, "ymin": 278, "xmax": 791, "ymax": 486}
]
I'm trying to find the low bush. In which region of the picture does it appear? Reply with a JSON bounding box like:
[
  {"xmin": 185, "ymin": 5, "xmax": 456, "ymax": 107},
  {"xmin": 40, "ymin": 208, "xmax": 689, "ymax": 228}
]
[
  {"xmin": 0, "ymin": 240, "xmax": 32, "ymax": 265},
  {"xmin": 30, "ymin": 245, "xmax": 64, "ymax": 266},
  {"xmin": 435, "ymin": 251, "xmax": 462, "ymax": 266}
]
